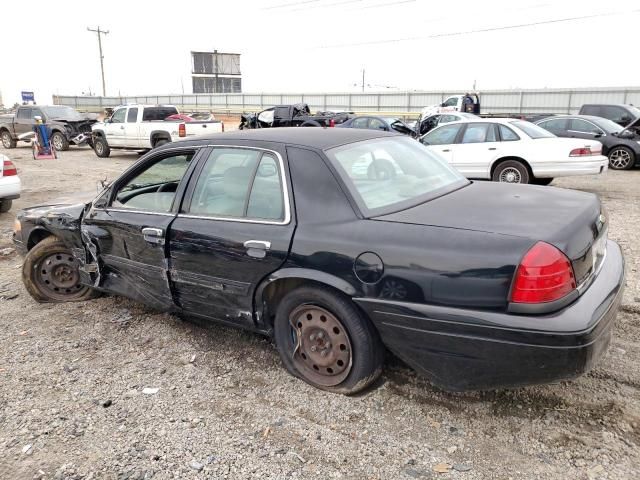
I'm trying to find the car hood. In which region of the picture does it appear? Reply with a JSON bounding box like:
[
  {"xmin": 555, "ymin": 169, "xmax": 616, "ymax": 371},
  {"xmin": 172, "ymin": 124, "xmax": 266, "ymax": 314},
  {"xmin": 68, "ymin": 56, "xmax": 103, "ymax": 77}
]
[
  {"xmin": 19, "ymin": 191, "xmax": 96, "ymax": 218},
  {"xmin": 375, "ymin": 181, "xmax": 603, "ymax": 284}
]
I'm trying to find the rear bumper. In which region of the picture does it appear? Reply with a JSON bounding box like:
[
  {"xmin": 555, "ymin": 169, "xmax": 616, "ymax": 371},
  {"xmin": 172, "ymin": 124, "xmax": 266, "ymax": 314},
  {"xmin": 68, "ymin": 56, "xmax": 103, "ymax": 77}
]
[
  {"xmin": 0, "ymin": 175, "xmax": 21, "ymax": 200},
  {"xmin": 355, "ymin": 240, "xmax": 624, "ymax": 391},
  {"xmin": 532, "ymin": 156, "xmax": 608, "ymax": 178}
]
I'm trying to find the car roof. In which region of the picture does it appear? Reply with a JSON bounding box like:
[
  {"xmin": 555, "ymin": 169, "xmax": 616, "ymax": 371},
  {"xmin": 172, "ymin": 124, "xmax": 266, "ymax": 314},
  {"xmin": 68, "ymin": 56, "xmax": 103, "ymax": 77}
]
[
  {"xmin": 536, "ymin": 114, "xmax": 611, "ymax": 123},
  {"xmin": 173, "ymin": 127, "xmax": 400, "ymax": 150},
  {"xmin": 439, "ymin": 118, "xmax": 521, "ymax": 125}
]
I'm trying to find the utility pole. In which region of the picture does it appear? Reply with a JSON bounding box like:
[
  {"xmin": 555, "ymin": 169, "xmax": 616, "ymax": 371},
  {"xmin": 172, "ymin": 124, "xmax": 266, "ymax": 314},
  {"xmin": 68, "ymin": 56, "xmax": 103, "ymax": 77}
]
[
  {"xmin": 87, "ymin": 26, "xmax": 109, "ymax": 96},
  {"xmin": 361, "ymin": 69, "xmax": 365, "ymax": 93}
]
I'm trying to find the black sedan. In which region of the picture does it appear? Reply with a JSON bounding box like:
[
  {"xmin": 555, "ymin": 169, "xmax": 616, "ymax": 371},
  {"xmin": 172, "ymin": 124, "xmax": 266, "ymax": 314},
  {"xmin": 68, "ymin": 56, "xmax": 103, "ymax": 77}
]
[
  {"xmin": 337, "ymin": 116, "xmax": 415, "ymax": 136},
  {"xmin": 13, "ymin": 128, "xmax": 624, "ymax": 394},
  {"xmin": 536, "ymin": 115, "xmax": 640, "ymax": 170}
]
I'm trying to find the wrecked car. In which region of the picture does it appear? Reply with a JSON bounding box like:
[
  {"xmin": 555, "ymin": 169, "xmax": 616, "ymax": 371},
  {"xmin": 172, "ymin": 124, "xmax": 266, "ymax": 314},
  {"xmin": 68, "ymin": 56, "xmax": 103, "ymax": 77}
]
[
  {"xmin": 13, "ymin": 128, "xmax": 624, "ymax": 394},
  {"xmin": 0, "ymin": 105, "xmax": 97, "ymax": 151},
  {"xmin": 239, "ymin": 103, "xmax": 352, "ymax": 129}
]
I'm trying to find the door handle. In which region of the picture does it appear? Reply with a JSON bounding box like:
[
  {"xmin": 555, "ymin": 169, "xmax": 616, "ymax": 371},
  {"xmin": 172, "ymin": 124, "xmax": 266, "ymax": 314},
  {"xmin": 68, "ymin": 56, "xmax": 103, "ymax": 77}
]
[
  {"xmin": 441, "ymin": 149, "xmax": 450, "ymax": 152},
  {"xmin": 244, "ymin": 240, "xmax": 271, "ymax": 258},
  {"xmin": 142, "ymin": 227, "xmax": 164, "ymax": 245},
  {"xmin": 120, "ymin": 126, "xmax": 125, "ymax": 130},
  {"xmin": 488, "ymin": 147, "xmax": 497, "ymax": 150}
]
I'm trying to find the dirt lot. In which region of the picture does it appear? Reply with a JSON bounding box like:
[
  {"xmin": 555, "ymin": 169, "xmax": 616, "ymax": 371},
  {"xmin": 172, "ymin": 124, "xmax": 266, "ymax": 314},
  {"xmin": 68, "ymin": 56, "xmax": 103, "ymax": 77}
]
[{"xmin": 0, "ymin": 143, "xmax": 639, "ymax": 480}]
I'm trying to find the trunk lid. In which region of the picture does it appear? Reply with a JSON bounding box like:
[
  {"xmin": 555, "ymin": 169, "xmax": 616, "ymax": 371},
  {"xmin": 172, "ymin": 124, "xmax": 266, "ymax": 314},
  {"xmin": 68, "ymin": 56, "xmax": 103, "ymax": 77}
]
[{"xmin": 375, "ymin": 182, "xmax": 606, "ymax": 288}]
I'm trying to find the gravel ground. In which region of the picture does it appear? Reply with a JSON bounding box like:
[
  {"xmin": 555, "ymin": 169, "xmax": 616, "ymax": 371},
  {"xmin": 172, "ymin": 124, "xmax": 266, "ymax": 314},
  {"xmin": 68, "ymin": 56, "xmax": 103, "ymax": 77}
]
[{"xmin": 0, "ymin": 143, "xmax": 639, "ymax": 480}]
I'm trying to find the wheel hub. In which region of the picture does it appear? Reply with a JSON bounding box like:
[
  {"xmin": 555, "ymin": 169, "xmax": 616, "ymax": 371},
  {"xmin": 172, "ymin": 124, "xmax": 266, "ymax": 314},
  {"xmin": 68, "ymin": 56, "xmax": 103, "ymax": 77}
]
[
  {"xmin": 500, "ymin": 167, "xmax": 521, "ymax": 183},
  {"xmin": 35, "ymin": 252, "xmax": 84, "ymax": 300},
  {"xmin": 289, "ymin": 305, "xmax": 352, "ymax": 386}
]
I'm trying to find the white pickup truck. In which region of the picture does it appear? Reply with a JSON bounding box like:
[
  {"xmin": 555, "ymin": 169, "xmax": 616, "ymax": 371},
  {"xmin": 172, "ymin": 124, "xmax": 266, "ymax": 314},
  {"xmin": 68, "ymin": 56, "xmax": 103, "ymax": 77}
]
[
  {"xmin": 91, "ymin": 105, "xmax": 224, "ymax": 157},
  {"xmin": 421, "ymin": 94, "xmax": 480, "ymax": 117}
]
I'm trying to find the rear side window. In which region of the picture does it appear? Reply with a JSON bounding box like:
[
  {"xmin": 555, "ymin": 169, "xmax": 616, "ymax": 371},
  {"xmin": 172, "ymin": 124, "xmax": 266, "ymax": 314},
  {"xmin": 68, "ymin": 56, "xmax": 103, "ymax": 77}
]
[
  {"xmin": 461, "ymin": 124, "xmax": 490, "ymax": 143},
  {"xmin": 127, "ymin": 108, "xmax": 138, "ymax": 123},
  {"xmin": 538, "ymin": 118, "xmax": 568, "ymax": 132},
  {"xmin": 17, "ymin": 108, "xmax": 32, "ymax": 119},
  {"xmin": 189, "ymin": 148, "xmax": 285, "ymax": 221},
  {"xmin": 142, "ymin": 107, "xmax": 179, "ymax": 121},
  {"xmin": 580, "ymin": 105, "xmax": 600, "ymax": 116},
  {"xmin": 498, "ymin": 125, "xmax": 519, "ymax": 141}
]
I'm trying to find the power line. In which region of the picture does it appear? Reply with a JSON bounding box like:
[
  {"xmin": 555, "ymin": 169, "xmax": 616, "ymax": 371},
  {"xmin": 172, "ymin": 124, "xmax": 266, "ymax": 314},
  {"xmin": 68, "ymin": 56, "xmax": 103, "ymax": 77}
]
[{"xmin": 317, "ymin": 9, "xmax": 640, "ymax": 49}]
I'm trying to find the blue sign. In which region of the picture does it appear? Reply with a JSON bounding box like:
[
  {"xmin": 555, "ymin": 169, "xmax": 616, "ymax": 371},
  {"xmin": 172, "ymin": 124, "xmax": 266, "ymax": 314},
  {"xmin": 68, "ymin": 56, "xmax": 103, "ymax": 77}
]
[{"xmin": 21, "ymin": 91, "xmax": 35, "ymax": 102}]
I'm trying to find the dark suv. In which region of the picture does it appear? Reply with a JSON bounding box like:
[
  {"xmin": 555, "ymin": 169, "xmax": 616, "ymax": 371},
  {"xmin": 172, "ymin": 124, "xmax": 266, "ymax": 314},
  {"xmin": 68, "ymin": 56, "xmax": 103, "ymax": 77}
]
[{"xmin": 578, "ymin": 104, "xmax": 640, "ymax": 128}]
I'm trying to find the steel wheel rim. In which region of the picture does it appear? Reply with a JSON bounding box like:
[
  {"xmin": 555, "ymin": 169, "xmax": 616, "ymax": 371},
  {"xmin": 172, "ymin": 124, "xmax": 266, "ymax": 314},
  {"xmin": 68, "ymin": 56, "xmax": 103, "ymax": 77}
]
[
  {"xmin": 609, "ymin": 149, "xmax": 631, "ymax": 169},
  {"xmin": 289, "ymin": 305, "xmax": 353, "ymax": 387},
  {"xmin": 52, "ymin": 134, "xmax": 63, "ymax": 150},
  {"xmin": 34, "ymin": 251, "xmax": 86, "ymax": 301},
  {"xmin": 499, "ymin": 167, "xmax": 522, "ymax": 183},
  {"xmin": 1, "ymin": 132, "xmax": 10, "ymax": 148},
  {"xmin": 95, "ymin": 142, "xmax": 104, "ymax": 155}
]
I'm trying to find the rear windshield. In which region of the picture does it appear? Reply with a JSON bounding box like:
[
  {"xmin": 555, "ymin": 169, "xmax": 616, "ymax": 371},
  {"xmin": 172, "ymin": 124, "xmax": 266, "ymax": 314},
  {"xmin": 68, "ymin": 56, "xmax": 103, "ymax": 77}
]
[
  {"xmin": 325, "ymin": 137, "xmax": 468, "ymax": 215},
  {"xmin": 142, "ymin": 107, "xmax": 179, "ymax": 121},
  {"xmin": 510, "ymin": 120, "xmax": 555, "ymax": 139}
]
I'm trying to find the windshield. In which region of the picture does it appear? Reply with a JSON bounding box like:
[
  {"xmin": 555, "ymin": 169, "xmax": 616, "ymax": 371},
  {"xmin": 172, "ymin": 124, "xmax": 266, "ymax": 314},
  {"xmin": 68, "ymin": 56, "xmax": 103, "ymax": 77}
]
[
  {"xmin": 325, "ymin": 137, "xmax": 468, "ymax": 215},
  {"xmin": 593, "ymin": 117, "xmax": 628, "ymax": 134},
  {"xmin": 41, "ymin": 106, "xmax": 83, "ymax": 120},
  {"xmin": 627, "ymin": 105, "xmax": 640, "ymax": 118},
  {"xmin": 510, "ymin": 120, "xmax": 555, "ymax": 139}
]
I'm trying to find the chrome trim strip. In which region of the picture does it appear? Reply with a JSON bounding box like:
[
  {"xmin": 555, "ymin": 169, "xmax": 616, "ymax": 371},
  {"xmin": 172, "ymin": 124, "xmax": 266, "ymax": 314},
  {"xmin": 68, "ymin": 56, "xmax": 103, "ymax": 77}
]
[{"xmin": 102, "ymin": 208, "xmax": 175, "ymax": 216}]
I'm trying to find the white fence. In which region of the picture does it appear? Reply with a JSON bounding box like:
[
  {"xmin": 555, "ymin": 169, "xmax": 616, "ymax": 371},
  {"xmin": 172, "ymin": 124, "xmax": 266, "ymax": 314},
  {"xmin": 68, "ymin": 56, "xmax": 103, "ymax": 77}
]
[{"xmin": 53, "ymin": 87, "xmax": 640, "ymax": 117}]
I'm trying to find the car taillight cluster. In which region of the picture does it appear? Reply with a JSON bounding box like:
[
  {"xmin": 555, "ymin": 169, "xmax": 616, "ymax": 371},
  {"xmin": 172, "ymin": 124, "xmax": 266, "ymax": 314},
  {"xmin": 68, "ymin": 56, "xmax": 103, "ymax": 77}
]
[
  {"xmin": 2, "ymin": 159, "xmax": 17, "ymax": 176},
  {"xmin": 569, "ymin": 147, "xmax": 594, "ymax": 157},
  {"xmin": 178, "ymin": 123, "xmax": 186, "ymax": 137},
  {"xmin": 510, "ymin": 241, "xmax": 576, "ymax": 304}
]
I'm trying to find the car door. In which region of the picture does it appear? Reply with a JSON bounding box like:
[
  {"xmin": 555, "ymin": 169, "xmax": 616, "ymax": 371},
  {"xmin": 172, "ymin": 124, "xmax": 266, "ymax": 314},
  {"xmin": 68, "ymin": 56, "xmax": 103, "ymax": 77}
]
[
  {"xmin": 450, "ymin": 123, "xmax": 501, "ymax": 178},
  {"xmin": 104, "ymin": 107, "xmax": 127, "ymax": 146},
  {"xmin": 14, "ymin": 107, "xmax": 33, "ymax": 138},
  {"xmin": 419, "ymin": 123, "xmax": 463, "ymax": 164},
  {"xmin": 82, "ymin": 147, "xmax": 202, "ymax": 310},
  {"xmin": 124, "ymin": 107, "xmax": 141, "ymax": 148},
  {"xmin": 567, "ymin": 118, "xmax": 604, "ymax": 140},
  {"xmin": 168, "ymin": 145, "xmax": 295, "ymax": 328}
]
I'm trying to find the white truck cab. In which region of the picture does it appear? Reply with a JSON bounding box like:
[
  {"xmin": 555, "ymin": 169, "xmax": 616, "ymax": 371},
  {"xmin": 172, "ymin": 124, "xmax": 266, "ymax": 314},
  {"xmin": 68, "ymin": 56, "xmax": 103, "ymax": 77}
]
[{"xmin": 421, "ymin": 94, "xmax": 480, "ymax": 118}]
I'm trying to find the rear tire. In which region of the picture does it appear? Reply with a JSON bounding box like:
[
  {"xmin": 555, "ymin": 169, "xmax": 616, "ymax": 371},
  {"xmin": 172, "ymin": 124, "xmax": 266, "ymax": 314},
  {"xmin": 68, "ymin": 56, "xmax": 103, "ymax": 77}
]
[
  {"xmin": 608, "ymin": 146, "xmax": 635, "ymax": 170},
  {"xmin": 93, "ymin": 137, "xmax": 111, "ymax": 158},
  {"xmin": 1, "ymin": 131, "xmax": 16, "ymax": 149},
  {"xmin": 51, "ymin": 131, "xmax": 69, "ymax": 151},
  {"xmin": 532, "ymin": 177, "xmax": 553, "ymax": 186},
  {"xmin": 22, "ymin": 236, "xmax": 98, "ymax": 303},
  {"xmin": 274, "ymin": 285, "xmax": 384, "ymax": 395},
  {"xmin": 492, "ymin": 160, "xmax": 530, "ymax": 184},
  {"xmin": 0, "ymin": 199, "xmax": 12, "ymax": 213}
]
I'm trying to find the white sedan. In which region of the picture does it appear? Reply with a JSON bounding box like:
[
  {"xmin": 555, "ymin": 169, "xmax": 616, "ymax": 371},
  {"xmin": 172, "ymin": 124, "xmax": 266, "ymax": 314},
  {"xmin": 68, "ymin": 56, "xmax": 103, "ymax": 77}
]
[
  {"xmin": 0, "ymin": 153, "xmax": 21, "ymax": 212},
  {"xmin": 419, "ymin": 118, "xmax": 608, "ymax": 184}
]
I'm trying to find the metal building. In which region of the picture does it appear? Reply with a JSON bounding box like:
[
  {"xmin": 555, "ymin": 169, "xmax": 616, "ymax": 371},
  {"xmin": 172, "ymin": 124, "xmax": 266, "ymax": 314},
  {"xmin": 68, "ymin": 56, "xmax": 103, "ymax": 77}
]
[{"xmin": 191, "ymin": 51, "xmax": 242, "ymax": 94}]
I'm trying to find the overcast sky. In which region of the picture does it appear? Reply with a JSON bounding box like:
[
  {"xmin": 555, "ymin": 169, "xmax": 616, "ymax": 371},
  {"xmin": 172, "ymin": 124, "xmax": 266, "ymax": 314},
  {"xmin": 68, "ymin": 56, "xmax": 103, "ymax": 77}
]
[{"xmin": 2, "ymin": 0, "xmax": 639, "ymax": 105}]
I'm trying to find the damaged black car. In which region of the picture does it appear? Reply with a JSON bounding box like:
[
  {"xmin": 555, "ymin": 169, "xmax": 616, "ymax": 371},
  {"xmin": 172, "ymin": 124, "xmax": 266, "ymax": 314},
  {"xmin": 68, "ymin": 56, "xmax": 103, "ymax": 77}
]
[
  {"xmin": 13, "ymin": 128, "xmax": 624, "ymax": 394},
  {"xmin": 0, "ymin": 105, "xmax": 97, "ymax": 151}
]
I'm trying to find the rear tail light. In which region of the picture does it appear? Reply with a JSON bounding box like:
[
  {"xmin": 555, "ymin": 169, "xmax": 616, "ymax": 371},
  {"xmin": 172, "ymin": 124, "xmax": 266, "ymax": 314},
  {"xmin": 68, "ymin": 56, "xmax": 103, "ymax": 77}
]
[
  {"xmin": 2, "ymin": 159, "xmax": 17, "ymax": 176},
  {"xmin": 329, "ymin": 119, "xmax": 336, "ymax": 127},
  {"xmin": 510, "ymin": 241, "xmax": 576, "ymax": 304},
  {"xmin": 178, "ymin": 123, "xmax": 186, "ymax": 137},
  {"xmin": 569, "ymin": 147, "xmax": 593, "ymax": 157}
]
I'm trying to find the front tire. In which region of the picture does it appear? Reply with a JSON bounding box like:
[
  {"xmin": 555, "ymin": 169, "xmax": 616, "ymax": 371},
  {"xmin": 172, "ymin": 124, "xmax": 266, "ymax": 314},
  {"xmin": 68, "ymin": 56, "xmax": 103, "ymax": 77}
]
[
  {"xmin": 0, "ymin": 199, "xmax": 12, "ymax": 213},
  {"xmin": 51, "ymin": 131, "xmax": 69, "ymax": 151},
  {"xmin": 608, "ymin": 146, "xmax": 635, "ymax": 170},
  {"xmin": 93, "ymin": 137, "xmax": 111, "ymax": 158},
  {"xmin": 274, "ymin": 286, "xmax": 384, "ymax": 395},
  {"xmin": 22, "ymin": 236, "xmax": 98, "ymax": 303},
  {"xmin": 492, "ymin": 160, "xmax": 530, "ymax": 184},
  {"xmin": 1, "ymin": 131, "xmax": 16, "ymax": 149}
]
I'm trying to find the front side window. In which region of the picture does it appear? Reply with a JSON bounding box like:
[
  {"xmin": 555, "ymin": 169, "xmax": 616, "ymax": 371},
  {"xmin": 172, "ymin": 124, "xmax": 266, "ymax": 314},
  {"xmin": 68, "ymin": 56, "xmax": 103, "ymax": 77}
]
[
  {"xmin": 111, "ymin": 108, "xmax": 126, "ymax": 123},
  {"xmin": 351, "ymin": 117, "xmax": 369, "ymax": 129},
  {"xmin": 569, "ymin": 119, "xmax": 602, "ymax": 134},
  {"xmin": 17, "ymin": 108, "xmax": 32, "ymax": 120},
  {"xmin": 442, "ymin": 97, "xmax": 458, "ymax": 107},
  {"xmin": 189, "ymin": 148, "xmax": 285, "ymax": 221},
  {"xmin": 127, "ymin": 108, "xmax": 138, "ymax": 123},
  {"xmin": 511, "ymin": 120, "xmax": 555, "ymax": 139},
  {"xmin": 439, "ymin": 114, "xmax": 459, "ymax": 123},
  {"xmin": 421, "ymin": 124, "xmax": 462, "ymax": 145},
  {"xmin": 369, "ymin": 118, "xmax": 387, "ymax": 131},
  {"xmin": 112, "ymin": 153, "xmax": 194, "ymax": 212},
  {"xmin": 326, "ymin": 137, "xmax": 468, "ymax": 214}
]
